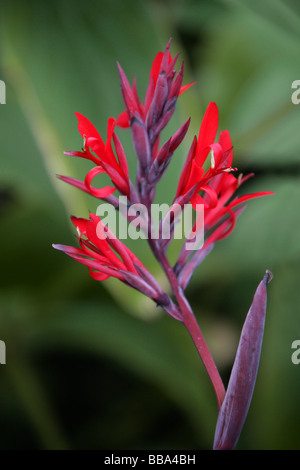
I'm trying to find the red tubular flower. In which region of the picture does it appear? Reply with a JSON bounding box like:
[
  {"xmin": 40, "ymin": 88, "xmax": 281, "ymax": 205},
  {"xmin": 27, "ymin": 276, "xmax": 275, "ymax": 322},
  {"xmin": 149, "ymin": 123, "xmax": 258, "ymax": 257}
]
[
  {"xmin": 175, "ymin": 102, "xmax": 235, "ymax": 203},
  {"xmin": 59, "ymin": 114, "xmax": 131, "ymax": 199},
  {"xmin": 52, "ymin": 213, "xmax": 173, "ymax": 307},
  {"xmin": 174, "ymin": 102, "xmax": 273, "ymax": 249}
]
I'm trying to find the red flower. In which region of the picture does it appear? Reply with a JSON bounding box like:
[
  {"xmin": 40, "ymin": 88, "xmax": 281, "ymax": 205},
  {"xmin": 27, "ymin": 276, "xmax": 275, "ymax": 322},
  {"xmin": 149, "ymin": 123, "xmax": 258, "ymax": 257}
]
[
  {"xmin": 58, "ymin": 114, "xmax": 130, "ymax": 199},
  {"xmin": 175, "ymin": 102, "xmax": 273, "ymax": 246},
  {"xmin": 116, "ymin": 40, "xmax": 195, "ymax": 130},
  {"xmin": 176, "ymin": 102, "xmax": 234, "ymax": 202},
  {"xmin": 52, "ymin": 213, "xmax": 168, "ymax": 304},
  {"xmin": 53, "ymin": 213, "xmax": 134, "ymax": 281}
]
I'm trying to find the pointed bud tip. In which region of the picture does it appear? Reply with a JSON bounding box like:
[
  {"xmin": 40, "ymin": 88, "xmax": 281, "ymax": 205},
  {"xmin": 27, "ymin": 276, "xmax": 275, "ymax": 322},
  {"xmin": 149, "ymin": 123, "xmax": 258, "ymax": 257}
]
[{"xmin": 264, "ymin": 269, "xmax": 273, "ymax": 286}]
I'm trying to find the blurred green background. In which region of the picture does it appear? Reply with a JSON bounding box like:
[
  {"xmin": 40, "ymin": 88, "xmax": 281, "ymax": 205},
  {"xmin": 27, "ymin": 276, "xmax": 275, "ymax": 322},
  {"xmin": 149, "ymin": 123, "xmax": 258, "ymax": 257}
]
[{"xmin": 0, "ymin": 0, "xmax": 300, "ymax": 450}]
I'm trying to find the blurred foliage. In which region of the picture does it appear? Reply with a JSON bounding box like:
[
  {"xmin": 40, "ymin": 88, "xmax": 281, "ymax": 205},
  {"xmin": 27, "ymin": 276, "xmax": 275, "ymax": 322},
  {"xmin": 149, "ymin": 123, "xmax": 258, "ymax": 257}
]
[{"xmin": 0, "ymin": 0, "xmax": 299, "ymax": 450}]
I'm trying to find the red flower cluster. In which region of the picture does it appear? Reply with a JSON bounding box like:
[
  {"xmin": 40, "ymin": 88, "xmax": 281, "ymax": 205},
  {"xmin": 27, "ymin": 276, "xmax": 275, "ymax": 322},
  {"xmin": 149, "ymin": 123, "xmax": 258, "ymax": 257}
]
[
  {"xmin": 116, "ymin": 39, "xmax": 194, "ymax": 130},
  {"xmin": 58, "ymin": 115, "xmax": 131, "ymax": 199}
]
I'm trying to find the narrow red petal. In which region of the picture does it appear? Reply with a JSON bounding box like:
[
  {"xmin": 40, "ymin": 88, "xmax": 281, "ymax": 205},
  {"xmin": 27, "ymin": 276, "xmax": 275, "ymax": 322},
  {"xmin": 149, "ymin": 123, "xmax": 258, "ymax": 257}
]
[
  {"xmin": 228, "ymin": 191, "xmax": 274, "ymax": 210},
  {"xmin": 196, "ymin": 102, "xmax": 219, "ymax": 167},
  {"xmin": 112, "ymin": 132, "xmax": 130, "ymax": 184},
  {"xmin": 149, "ymin": 52, "xmax": 164, "ymax": 84},
  {"xmin": 218, "ymin": 130, "xmax": 233, "ymax": 166},
  {"xmin": 175, "ymin": 136, "xmax": 198, "ymax": 198},
  {"xmin": 179, "ymin": 82, "xmax": 196, "ymax": 95}
]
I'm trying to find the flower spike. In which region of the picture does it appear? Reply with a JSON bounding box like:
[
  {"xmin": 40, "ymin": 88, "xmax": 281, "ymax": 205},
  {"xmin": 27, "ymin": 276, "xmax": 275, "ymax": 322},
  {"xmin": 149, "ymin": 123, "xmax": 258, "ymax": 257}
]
[{"xmin": 54, "ymin": 40, "xmax": 274, "ymax": 450}]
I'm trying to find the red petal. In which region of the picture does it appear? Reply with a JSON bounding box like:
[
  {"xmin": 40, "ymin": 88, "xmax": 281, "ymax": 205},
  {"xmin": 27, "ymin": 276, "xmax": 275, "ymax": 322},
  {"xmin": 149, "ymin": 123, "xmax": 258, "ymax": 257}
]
[
  {"xmin": 228, "ymin": 191, "xmax": 274, "ymax": 210},
  {"xmin": 88, "ymin": 269, "xmax": 111, "ymax": 281},
  {"xmin": 208, "ymin": 143, "xmax": 223, "ymax": 169},
  {"xmin": 179, "ymin": 82, "xmax": 196, "ymax": 95},
  {"xmin": 86, "ymin": 137, "xmax": 105, "ymax": 157},
  {"xmin": 90, "ymin": 269, "xmax": 113, "ymax": 281},
  {"xmin": 57, "ymin": 175, "xmax": 90, "ymax": 194},
  {"xmin": 176, "ymin": 136, "xmax": 198, "ymax": 198},
  {"xmin": 116, "ymin": 110, "xmax": 130, "ymax": 128},
  {"xmin": 112, "ymin": 132, "xmax": 130, "ymax": 184},
  {"xmin": 149, "ymin": 52, "xmax": 164, "ymax": 84},
  {"xmin": 64, "ymin": 149, "xmax": 99, "ymax": 165},
  {"xmin": 84, "ymin": 167, "xmax": 116, "ymax": 198},
  {"xmin": 196, "ymin": 102, "xmax": 219, "ymax": 167},
  {"xmin": 204, "ymin": 209, "xmax": 236, "ymax": 247},
  {"xmin": 201, "ymin": 184, "xmax": 218, "ymax": 209},
  {"xmin": 218, "ymin": 130, "xmax": 233, "ymax": 166},
  {"xmin": 70, "ymin": 215, "xmax": 90, "ymax": 236},
  {"xmin": 75, "ymin": 112, "xmax": 102, "ymax": 141}
]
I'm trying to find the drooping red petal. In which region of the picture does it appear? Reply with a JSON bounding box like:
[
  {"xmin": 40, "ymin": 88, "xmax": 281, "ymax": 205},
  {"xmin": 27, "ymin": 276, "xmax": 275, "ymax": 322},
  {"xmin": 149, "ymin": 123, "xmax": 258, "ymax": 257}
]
[
  {"xmin": 204, "ymin": 209, "xmax": 236, "ymax": 247},
  {"xmin": 84, "ymin": 167, "xmax": 116, "ymax": 198},
  {"xmin": 200, "ymin": 184, "xmax": 219, "ymax": 209},
  {"xmin": 64, "ymin": 150, "xmax": 100, "ymax": 166},
  {"xmin": 57, "ymin": 175, "xmax": 90, "ymax": 194},
  {"xmin": 228, "ymin": 191, "xmax": 275, "ymax": 210}
]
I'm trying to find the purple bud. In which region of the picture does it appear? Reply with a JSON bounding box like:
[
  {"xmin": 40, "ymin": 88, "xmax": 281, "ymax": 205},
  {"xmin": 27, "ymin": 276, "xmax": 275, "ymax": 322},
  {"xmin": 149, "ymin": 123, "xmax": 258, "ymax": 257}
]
[
  {"xmin": 117, "ymin": 62, "xmax": 140, "ymax": 122},
  {"xmin": 151, "ymin": 107, "xmax": 176, "ymax": 145},
  {"xmin": 157, "ymin": 138, "xmax": 171, "ymax": 165},
  {"xmin": 131, "ymin": 118, "xmax": 151, "ymax": 170},
  {"xmin": 213, "ymin": 270, "xmax": 273, "ymax": 450},
  {"xmin": 169, "ymin": 118, "xmax": 190, "ymax": 153},
  {"xmin": 146, "ymin": 72, "xmax": 169, "ymax": 131},
  {"xmin": 169, "ymin": 61, "xmax": 184, "ymax": 100}
]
